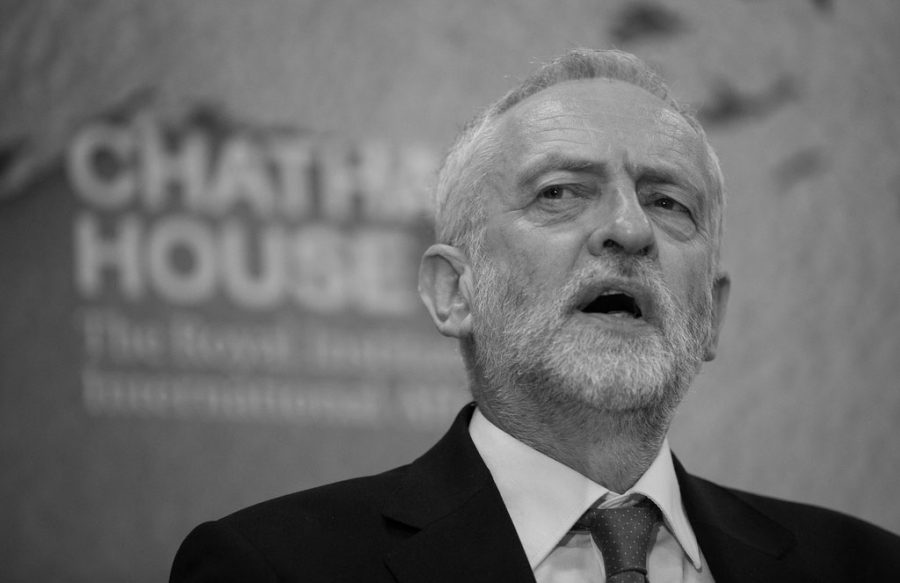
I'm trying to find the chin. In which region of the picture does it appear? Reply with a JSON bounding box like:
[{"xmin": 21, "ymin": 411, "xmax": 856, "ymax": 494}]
[
  {"xmin": 468, "ymin": 266, "xmax": 708, "ymax": 418},
  {"xmin": 539, "ymin": 328, "xmax": 698, "ymax": 413}
]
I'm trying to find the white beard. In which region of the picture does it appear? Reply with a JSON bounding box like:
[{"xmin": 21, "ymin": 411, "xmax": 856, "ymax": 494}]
[{"xmin": 467, "ymin": 253, "xmax": 712, "ymax": 418}]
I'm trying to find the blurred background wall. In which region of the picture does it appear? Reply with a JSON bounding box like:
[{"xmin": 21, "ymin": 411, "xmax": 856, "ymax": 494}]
[{"xmin": 1, "ymin": 0, "xmax": 898, "ymax": 580}]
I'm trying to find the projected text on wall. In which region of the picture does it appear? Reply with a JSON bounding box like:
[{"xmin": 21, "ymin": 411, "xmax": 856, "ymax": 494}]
[{"xmin": 66, "ymin": 108, "xmax": 467, "ymax": 427}]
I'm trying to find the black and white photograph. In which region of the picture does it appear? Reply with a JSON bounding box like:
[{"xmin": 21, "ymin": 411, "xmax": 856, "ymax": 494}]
[{"xmin": 1, "ymin": 1, "xmax": 898, "ymax": 581}]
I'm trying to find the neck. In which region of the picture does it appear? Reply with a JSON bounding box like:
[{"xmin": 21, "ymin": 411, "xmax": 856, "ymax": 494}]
[{"xmin": 477, "ymin": 391, "xmax": 673, "ymax": 494}]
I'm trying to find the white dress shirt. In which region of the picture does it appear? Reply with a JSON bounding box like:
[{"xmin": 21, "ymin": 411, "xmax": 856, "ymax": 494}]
[{"xmin": 469, "ymin": 408, "xmax": 715, "ymax": 583}]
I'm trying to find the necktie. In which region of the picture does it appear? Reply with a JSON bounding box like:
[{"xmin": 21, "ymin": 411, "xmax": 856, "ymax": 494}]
[{"xmin": 573, "ymin": 499, "xmax": 662, "ymax": 583}]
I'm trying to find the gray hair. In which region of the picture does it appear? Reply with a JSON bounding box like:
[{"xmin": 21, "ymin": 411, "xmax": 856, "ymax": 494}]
[{"xmin": 433, "ymin": 48, "xmax": 725, "ymax": 271}]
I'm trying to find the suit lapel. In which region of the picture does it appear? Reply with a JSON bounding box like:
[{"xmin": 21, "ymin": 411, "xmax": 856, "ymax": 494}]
[
  {"xmin": 378, "ymin": 407, "xmax": 826, "ymax": 583},
  {"xmin": 675, "ymin": 459, "xmax": 821, "ymax": 583},
  {"xmin": 381, "ymin": 403, "xmax": 535, "ymax": 583}
]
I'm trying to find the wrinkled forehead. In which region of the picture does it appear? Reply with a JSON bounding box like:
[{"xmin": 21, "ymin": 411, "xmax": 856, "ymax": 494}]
[{"xmin": 495, "ymin": 79, "xmax": 706, "ymax": 165}]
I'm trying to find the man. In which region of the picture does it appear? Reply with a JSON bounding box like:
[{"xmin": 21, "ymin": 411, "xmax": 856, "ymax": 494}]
[{"xmin": 171, "ymin": 49, "xmax": 900, "ymax": 582}]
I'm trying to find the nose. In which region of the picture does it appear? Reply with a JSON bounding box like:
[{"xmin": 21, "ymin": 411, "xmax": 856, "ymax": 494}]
[{"xmin": 586, "ymin": 184, "xmax": 656, "ymax": 257}]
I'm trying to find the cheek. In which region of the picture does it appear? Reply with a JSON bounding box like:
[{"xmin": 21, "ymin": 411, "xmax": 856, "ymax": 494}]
[
  {"xmin": 662, "ymin": 249, "xmax": 713, "ymax": 307},
  {"xmin": 493, "ymin": 224, "xmax": 583, "ymax": 290}
]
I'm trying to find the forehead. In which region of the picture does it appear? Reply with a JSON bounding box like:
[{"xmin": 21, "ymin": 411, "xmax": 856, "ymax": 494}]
[{"xmin": 495, "ymin": 79, "xmax": 708, "ymax": 180}]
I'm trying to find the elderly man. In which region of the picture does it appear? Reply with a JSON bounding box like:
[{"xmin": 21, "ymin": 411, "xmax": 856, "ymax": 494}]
[{"xmin": 171, "ymin": 49, "xmax": 900, "ymax": 583}]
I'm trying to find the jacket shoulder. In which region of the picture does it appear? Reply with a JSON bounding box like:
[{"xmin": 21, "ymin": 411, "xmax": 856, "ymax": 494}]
[
  {"xmin": 725, "ymin": 484, "xmax": 899, "ymax": 544},
  {"xmin": 702, "ymin": 476, "xmax": 900, "ymax": 577},
  {"xmin": 226, "ymin": 463, "xmax": 412, "ymax": 533},
  {"xmin": 171, "ymin": 465, "xmax": 414, "ymax": 583}
]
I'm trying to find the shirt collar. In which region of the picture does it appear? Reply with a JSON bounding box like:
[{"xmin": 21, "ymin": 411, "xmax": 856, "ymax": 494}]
[{"xmin": 468, "ymin": 407, "xmax": 702, "ymax": 570}]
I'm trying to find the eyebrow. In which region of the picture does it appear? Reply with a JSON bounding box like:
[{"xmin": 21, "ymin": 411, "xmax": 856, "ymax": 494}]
[
  {"xmin": 517, "ymin": 152, "xmax": 707, "ymax": 197},
  {"xmin": 628, "ymin": 161, "xmax": 708, "ymax": 202},
  {"xmin": 516, "ymin": 153, "xmax": 609, "ymax": 189},
  {"xmin": 632, "ymin": 164, "xmax": 693, "ymax": 189}
]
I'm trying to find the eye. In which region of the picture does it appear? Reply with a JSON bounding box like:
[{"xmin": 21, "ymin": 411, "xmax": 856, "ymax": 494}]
[
  {"xmin": 538, "ymin": 185, "xmax": 576, "ymax": 200},
  {"xmin": 651, "ymin": 196, "xmax": 690, "ymax": 213},
  {"xmin": 645, "ymin": 192, "xmax": 698, "ymax": 239}
]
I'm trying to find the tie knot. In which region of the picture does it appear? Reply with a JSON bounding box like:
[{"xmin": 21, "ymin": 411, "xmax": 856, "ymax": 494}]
[{"xmin": 574, "ymin": 499, "xmax": 661, "ymax": 582}]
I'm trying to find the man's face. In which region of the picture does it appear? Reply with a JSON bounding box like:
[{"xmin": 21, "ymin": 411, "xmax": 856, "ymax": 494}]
[{"xmin": 467, "ymin": 79, "xmax": 725, "ymax": 415}]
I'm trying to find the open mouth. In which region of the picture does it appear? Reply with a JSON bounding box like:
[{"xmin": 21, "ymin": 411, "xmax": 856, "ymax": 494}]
[{"xmin": 581, "ymin": 290, "xmax": 644, "ymax": 319}]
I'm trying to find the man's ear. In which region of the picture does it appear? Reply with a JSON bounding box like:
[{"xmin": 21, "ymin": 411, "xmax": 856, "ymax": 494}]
[
  {"xmin": 418, "ymin": 244, "xmax": 475, "ymax": 338},
  {"xmin": 704, "ymin": 272, "xmax": 731, "ymax": 361}
]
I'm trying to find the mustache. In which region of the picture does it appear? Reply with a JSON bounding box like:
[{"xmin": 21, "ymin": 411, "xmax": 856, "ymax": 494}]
[
  {"xmin": 559, "ymin": 253, "xmax": 670, "ymax": 313},
  {"xmin": 471, "ymin": 250, "xmax": 695, "ymax": 339}
]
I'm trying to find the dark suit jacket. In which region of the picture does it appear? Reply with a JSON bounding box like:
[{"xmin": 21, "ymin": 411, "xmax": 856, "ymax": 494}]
[{"xmin": 171, "ymin": 403, "xmax": 900, "ymax": 582}]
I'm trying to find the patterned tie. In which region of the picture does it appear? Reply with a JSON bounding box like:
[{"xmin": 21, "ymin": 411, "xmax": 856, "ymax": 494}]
[{"xmin": 573, "ymin": 499, "xmax": 662, "ymax": 583}]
